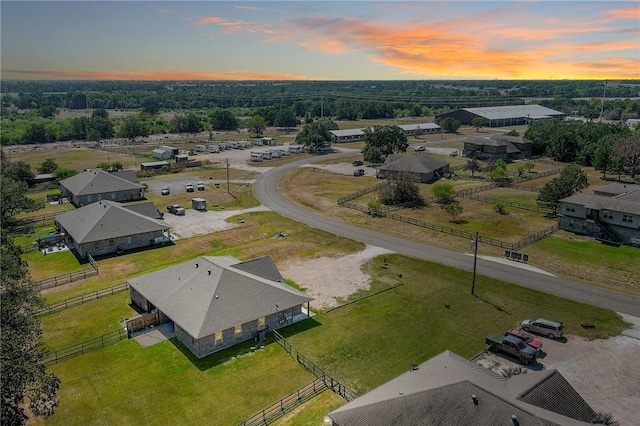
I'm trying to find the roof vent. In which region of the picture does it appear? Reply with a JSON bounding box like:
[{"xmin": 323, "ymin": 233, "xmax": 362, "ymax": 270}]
[
  {"xmin": 207, "ymin": 269, "xmax": 211, "ymax": 275},
  {"xmin": 195, "ymin": 263, "xmax": 199, "ymax": 268},
  {"xmin": 511, "ymin": 414, "xmax": 519, "ymax": 426},
  {"xmin": 215, "ymin": 295, "xmax": 219, "ymax": 299},
  {"xmin": 472, "ymin": 394, "xmax": 478, "ymax": 405}
]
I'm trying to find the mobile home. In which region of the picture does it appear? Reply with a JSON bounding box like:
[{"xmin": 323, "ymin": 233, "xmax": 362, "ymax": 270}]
[
  {"xmin": 207, "ymin": 144, "xmax": 220, "ymax": 153},
  {"xmin": 250, "ymin": 151, "xmax": 263, "ymax": 162}
]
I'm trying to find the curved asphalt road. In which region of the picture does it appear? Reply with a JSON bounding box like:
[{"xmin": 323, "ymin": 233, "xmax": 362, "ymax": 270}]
[{"xmin": 254, "ymin": 153, "xmax": 640, "ymax": 316}]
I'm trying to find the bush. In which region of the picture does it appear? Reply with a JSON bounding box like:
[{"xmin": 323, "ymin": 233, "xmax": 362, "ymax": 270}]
[{"xmin": 493, "ymin": 202, "xmax": 506, "ymax": 215}]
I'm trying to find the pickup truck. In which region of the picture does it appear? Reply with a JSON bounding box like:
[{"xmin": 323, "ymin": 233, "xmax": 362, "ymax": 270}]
[
  {"xmin": 486, "ymin": 333, "xmax": 538, "ymax": 365},
  {"xmin": 167, "ymin": 204, "xmax": 186, "ymax": 216},
  {"xmin": 185, "ymin": 183, "xmax": 195, "ymax": 192}
]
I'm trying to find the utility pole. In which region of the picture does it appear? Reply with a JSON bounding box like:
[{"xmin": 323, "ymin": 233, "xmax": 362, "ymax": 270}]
[
  {"xmin": 321, "ymin": 93, "xmax": 324, "ymax": 119},
  {"xmin": 226, "ymin": 158, "xmax": 230, "ymax": 195},
  {"xmin": 471, "ymin": 231, "xmax": 479, "ymax": 295}
]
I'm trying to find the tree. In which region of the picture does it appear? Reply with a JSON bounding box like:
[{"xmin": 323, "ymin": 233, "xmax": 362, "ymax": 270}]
[
  {"xmin": 523, "ymin": 161, "xmax": 535, "ymax": 174},
  {"xmin": 537, "ymin": 164, "xmax": 588, "ymax": 214},
  {"xmin": 504, "ymin": 129, "xmax": 520, "ymax": 137},
  {"xmin": 295, "ymin": 120, "xmax": 333, "ymax": 153},
  {"xmin": 361, "ymin": 125, "xmax": 408, "ymax": 165},
  {"xmin": 488, "ymin": 158, "xmax": 509, "ymax": 182},
  {"xmin": 53, "ymin": 167, "xmax": 78, "ymax": 180},
  {"xmin": 432, "ymin": 182, "xmax": 455, "ymax": 207},
  {"xmin": 463, "ymin": 158, "xmax": 482, "ymax": 177},
  {"xmin": 24, "ymin": 122, "xmax": 48, "ymax": 144},
  {"xmin": 38, "ymin": 159, "xmax": 58, "ymax": 174},
  {"xmin": 3, "ymin": 160, "xmax": 35, "ymax": 186},
  {"xmin": 593, "ymin": 143, "xmax": 612, "ymax": 179},
  {"xmin": 91, "ymin": 108, "xmax": 109, "ymax": 118},
  {"xmin": 613, "ymin": 135, "xmax": 640, "ymax": 178},
  {"xmin": 379, "ymin": 172, "xmax": 424, "ymax": 205},
  {"xmin": 1, "ymin": 234, "xmax": 60, "ymax": 425},
  {"xmin": 439, "ymin": 117, "xmax": 461, "ymax": 133},
  {"xmin": 210, "ymin": 109, "xmax": 238, "ymax": 131},
  {"xmin": 444, "ymin": 201, "xmax": 463, "ymax": 222},
  {"xmin": 273, "ymin": 108, "xmax": 298, "ymax": 129},
  {"xmin": 117, "ymin": 115, "xmax": 148, "ymax": 141},
  {"xmin": 245, "ymin": 115, "xmax": 267, "ymax": 137},
  {"xmin": 471, "ymin": 117, "xmax": 485, "ymax": 132},
  {"xmin": 141, "ymin": 95, "xmax": 161, "ymax": 116}
]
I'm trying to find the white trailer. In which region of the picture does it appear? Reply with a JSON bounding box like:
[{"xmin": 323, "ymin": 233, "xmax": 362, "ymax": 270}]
[
  {"xmin": 207, "ymin": 144, "xmax": 220, "ymax": 153},
  {"xmin": 261, "ymin": 151, "xmax": 272, "ymax": 160},
  {"xmin": 290, "ymin": 145, "xmax": 303, "ymax": 154},
  {"xmin": 270, "ymin": 149, "xmax": 282, "ymax": 158},
  {"xmin": 250, "ymin": 151, "xmax": 263, "ymax": 162},
  {"xmin": 195, "ymin": 145, "xmax": 206, "ymax": 152}
]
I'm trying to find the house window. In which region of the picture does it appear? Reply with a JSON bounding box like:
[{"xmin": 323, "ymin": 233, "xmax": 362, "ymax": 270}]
[
  {"xmin": 258, "ymin": 316, "xmax": 266, "ymax": 331},
  {"xmin": 565, "ymin": 206, "xmax": 575, "ymax": 213},
  {"xmin": 602, "ymin": 211, "xmax": 613, "ymax": 220},
  {"xmin": 127, "ymin": 236, "xmax": 132, "ymax": 245},
  {"xmin": 86, "ymin": 195, "xmax": 92, "ymax": 203},
  {"xmin": 234, "ymin": 324, "xmax": 242, "ymax": 338},
  {"xmin": 111, "ymin": 193, "xmax": 116, "ymax": 200},
  {"xmin": 215, "ymin": 331, "xmax": 223, "ymax": 345},
  {"xmin": 97, "ymin": 194, "xmax": 103, "ymax": 200},
  {"xmin": 622, "ymin": 214, "xmax": 633, "ymax": 223}
]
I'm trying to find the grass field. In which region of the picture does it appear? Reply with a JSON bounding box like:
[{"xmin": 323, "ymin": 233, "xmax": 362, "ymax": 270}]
[
  {"xmin": 39, "ymin": 251, "xmax": 627, "ymax": 425},
  {"xmin": 41, "ymin": 338, "xmax": 314, "ymax": 426},
  {"xmin": 7, "ymin": 147, "xmax": 137, "ymax": 171},
  {"xmin": 271, "ymin": 390, "xmax": 346, "ymax": 426}
]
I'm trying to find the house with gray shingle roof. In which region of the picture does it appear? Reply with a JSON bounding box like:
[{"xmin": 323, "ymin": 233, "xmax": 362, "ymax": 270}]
[
  {"xmin": 463, "ymin": 134, "xmax": 532, "ymax": 161},
  {"xmin": 328, "ymin": 350, "xmax": 598, "ymax": 426},
  {"xmin": 55, "ymin": 200, "xmax": 170, "ymax": 259},
  {"xmin": 59, "ymin": 168, "xmax": 145, "ymax": 207},
  {"xmin": 559, "ymin": 185, "xmax": 640, "ymax": 246},
  {"xmin": 377, "ymin": 153, "xmax": 450, "ymax": 183},
  {"xmin": 128, "ymin": 256, "xmax": 313, "ymax": 358}
]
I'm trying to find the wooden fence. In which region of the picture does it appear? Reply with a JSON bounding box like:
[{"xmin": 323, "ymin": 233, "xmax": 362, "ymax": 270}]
[
  {"xmin": 38, "ymin": 282, "xmax": 129, "ymax": 316},
  {"xmin": 237, "ymin": 378, "xmax": 328, "ymax": 426},
  {"xmin": 270, "ymin": 328, "xmax": 359, "ymax": 403},
  {"xmin": 10, "ymin": 213, "xmax": 57, "ymax": 232},
  {"xmin": 45, "ymin": 328, "xmax": 127, "ymax": 366},
  {"xmin": 36, "ymin": 253, "xmax": 99, "ymax": 291}
]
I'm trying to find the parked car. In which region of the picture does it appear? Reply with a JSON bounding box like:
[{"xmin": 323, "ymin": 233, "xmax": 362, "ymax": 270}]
[
  {"xmin": 485, "ymin": 333, "xmax": 538, "ymax": 365},
  {"xmin": 352, "ymin": 160, "xmax": 364, "ymax": 166},
  {"xmin": 353, "ymin": 169, "xmax": 365, "ymax": 176},
  {"xmin": 185, "ymin": 183, "xmax": 195, "ymax": 192},
  {"xmin": 160, "ymin": 186, "xmax": 170, "ymax": 195},
  {"xmin": 196, "ymin": 182, "xmax": 205, "ymax": 191},
  {"xmin": 505, "ymin": 329, "xmax": 543, "ymax": 351},
  {"xmin": 450, "ymin": 150, "xmax": 459, "ymax": 157},
  {"xmin": 414, "ymin": 146, "xmax": 425, "ymax": 151},
  {"xmin": 167, "ymin": 204, "xmax": 185, "ymax": 216},
  {"xmin": 521, "ymin": 318, "xmax": 564, "ymax": 339}
]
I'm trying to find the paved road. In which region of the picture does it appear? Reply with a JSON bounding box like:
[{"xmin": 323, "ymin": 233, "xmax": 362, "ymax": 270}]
[{"xmin": 254, "ymin": 152, "xmax": 640, "ymax": 316}]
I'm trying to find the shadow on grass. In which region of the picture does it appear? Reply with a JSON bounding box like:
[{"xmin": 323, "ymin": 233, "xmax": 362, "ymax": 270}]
[
  {"xmin": 474, "ymin": 294, "xmax": 512, "ymax": 315},
  {"xmin": 169, "ymin": 318, "xmax": 322, "ymax": 371},
  {"xmin": 91, "ymin": 241, "xmax": 176, "ymax": 262}
]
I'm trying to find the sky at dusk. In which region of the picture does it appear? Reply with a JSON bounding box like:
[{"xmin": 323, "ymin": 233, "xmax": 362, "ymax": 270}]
[{"xmin": 1, "ymin": 1, "xmax": 639, "ymax": 81}]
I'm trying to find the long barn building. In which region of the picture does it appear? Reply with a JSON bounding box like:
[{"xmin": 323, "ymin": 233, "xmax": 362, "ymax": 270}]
[{"xmin": 436, "ymin": 104, "xmax": 564, "ymax": 127}]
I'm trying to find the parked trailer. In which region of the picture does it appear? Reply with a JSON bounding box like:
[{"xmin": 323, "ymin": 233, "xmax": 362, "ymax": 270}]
[
  {"xmin": 238, "ymin": 141, "xmax": 250, "ymax": 149},
  {"xmin": 228, "ymin": 141, "xmax": 239, "ymax": 149},
  {"xmin": 261, "ymin": 151, "xmax": 272, "ymax": 160},
  {"xmin": 195, "ymin": 145, "xmax": 206, "ymax": 152},
  {"xmin": 207, "ymin": 144, "xmax": 220, "ymax": 153},
  {"xmin": 250, "ymin": 152, "xmax": 263, "ymax": 162},
  {"xmin": 270, "ymin": 149, "xmax": 282, "ymax": 158},
  {"xmin": 289, "ymin": 145, "xmax": 303, "ymax": 154}
]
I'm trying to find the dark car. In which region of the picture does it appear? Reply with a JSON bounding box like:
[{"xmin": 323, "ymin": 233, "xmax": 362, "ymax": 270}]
[
  {"xmin": 167, "ymin": 204, "xmax": 185, "ymax": 215},
  {"xmin": 352, "ymin": 160, "xmax": 364, "ymax": 166},
  {"xmin": 353, "ymin": 169, "xmax": 365, "ymax": 176}
]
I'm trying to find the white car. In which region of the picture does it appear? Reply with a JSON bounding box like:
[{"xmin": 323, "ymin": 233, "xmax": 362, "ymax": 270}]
[
  {"xmin": 415, "ymin": 146, "xmax": 425, "ymax": 151},
  {"xmin": 196, "ymin": 182, "xmax": 205, "ymax": 191},
  {"xmin": 185, "ymin": 183, "xmax": 195, "ymax": 192}
]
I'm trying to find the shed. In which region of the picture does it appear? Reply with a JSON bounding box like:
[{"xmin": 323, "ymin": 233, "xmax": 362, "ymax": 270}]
[
  {"xmin": 175, "ymin": 154, "xmax": 189, "ymax": 163},
  {"xmin": 141, "ymin": 161, "xmax": 169, "ymax": 171},
  {"xmin": 262, "ymin": 137, "xmax": 277, "ymax": 146},
  {"xmin": 152, "ymin": 149, "xmax": 172, "ymax": 160}
]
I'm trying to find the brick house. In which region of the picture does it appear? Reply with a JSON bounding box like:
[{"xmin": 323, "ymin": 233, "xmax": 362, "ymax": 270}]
[
  {"xmin": 128, "ymin": 256, "xmax": 313, "ymax": 358},
  {"xmin": 59, "ymin": 169, "xmax": 145, "ymax": 207},
  {"xmin": 56, "ymin": 200, "xmax": 170, "ymax": 258}
]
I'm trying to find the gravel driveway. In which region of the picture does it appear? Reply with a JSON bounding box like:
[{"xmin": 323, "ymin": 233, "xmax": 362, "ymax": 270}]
[
  {"xmin": 475, "ymin": 313, "xmax": 640, "ymax": 425},
  {"xmin": 163, "ymin": 206, "xmax": 270, "ymax": 239}
]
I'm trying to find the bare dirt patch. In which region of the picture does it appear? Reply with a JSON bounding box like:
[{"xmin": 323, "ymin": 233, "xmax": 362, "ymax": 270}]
[{"xmin": 280, "ymin": 245, "xmax": 394, "ymax": 309}]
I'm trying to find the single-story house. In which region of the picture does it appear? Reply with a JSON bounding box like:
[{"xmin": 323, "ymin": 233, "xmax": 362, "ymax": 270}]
[
  {"xmin": 436, "ymin": 104, "xmax": 565, "ymax": 127},
  {"xmin": 559, "ymin": 190, "xmax": 640, "ymax": 246},
  {"xmin": 463, "ymin": 134, "xmax": 532, "ymax": 161},
  {"xmin": 331, "ymin": 129, "xmax": 366, "ymax": 143},
  {"xmin": 328, "ymin": 350, "xmax": 599, "ymax": 425},
  {"xmin": 59, "ymin": 168, "xmax": 145, "ymax": 207},
  {"xmin": 56, "ymin": 200, "xmax": 171, "ymax": 258},
  {"xmin": 128, "ymin": 256, "xmax": 313, "ymax": 358},
  {"xmin": 377, "ymin": 153, "xmax": 450, "ymax": 183}
]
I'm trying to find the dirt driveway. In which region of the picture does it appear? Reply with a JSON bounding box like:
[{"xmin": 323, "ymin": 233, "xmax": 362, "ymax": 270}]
[
  {"xmin": 163, "ymin": 206, "xmax": 269, "ymax": 239},
  {"xmin": 475, "ymin": 313, "xmax": 640, "ymax": 425}
]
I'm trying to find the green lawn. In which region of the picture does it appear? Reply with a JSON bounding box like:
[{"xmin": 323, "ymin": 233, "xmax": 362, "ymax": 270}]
[
  {"xmin": 271, "ymin": 390, "xmax": 346, "ymax": 426},
  {"xmin": 280, "ymin": 254, "xmax": 628, "ymax": 394},
  {"xmin": 43, "ymin": 338, "xmax": 314, "ymax": 426},
  {"xmin": 40, "ymin": 292, "xmax": 136, "ymax": 349},
  {"xmin": 24, "ymin": 249, "xmax": 87, "ymax": 281}
]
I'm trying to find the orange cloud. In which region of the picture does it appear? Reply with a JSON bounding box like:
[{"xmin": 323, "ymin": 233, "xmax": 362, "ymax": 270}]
[
  {"xmin": 599, "ymin": 7, "xmax": 640, "ymax": 22},
  {"xmin": 1, "ymin": 69, "xmax": 319, "ymax": 81}
]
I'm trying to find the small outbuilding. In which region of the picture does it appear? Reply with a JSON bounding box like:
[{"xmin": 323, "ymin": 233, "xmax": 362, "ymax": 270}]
[
  {"xmin": 377, "ymin": 153, "xmax": 450, "ymax": 183},
  {"xmin": 192, "ymin": 198, "xmax": 207, "ymax": 211}
]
